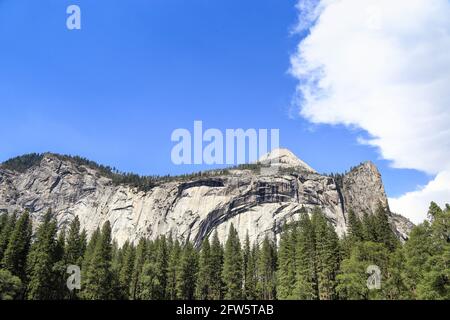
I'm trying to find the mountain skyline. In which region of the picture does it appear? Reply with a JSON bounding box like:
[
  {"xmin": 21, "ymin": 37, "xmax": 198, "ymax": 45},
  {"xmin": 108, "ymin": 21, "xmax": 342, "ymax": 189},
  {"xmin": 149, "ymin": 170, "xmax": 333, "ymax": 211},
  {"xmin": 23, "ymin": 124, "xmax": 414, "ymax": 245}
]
[
  {"xmin": 0, "ymin": 0, "xmax": 449, "ymax": 305},
  {"xmin": 0, "ymin": 148, "xmax": 414, "ymax": 247},
  {"xmin": 1, "ymin": 1, "xmax": 449, "ymax": 224}
]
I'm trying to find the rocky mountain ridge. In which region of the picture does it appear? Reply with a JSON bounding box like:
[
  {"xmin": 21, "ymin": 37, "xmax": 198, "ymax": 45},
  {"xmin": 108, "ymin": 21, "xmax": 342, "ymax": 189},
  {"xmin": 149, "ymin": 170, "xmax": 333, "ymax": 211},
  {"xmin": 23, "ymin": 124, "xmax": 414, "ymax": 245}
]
[{"xmin": 0, "ymin": 150, "xmax": 414, "ymax": 246}]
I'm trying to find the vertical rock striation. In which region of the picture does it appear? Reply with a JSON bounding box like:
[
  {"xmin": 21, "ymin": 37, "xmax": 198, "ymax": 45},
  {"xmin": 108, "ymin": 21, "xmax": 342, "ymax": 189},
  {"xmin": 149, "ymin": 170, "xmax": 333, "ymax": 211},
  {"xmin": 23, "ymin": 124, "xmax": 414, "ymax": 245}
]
[{"xmin": 0, "ymin": 150, "xmax": 414, "ymax": 246}]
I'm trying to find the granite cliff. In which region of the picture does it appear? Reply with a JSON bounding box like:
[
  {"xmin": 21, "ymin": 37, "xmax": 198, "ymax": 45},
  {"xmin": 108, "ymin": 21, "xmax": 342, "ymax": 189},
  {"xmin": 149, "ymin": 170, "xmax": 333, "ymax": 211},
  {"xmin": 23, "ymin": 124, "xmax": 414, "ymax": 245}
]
[{"xmin": 0, "ymin": 149, "xmax": 413, "ymax": 246}]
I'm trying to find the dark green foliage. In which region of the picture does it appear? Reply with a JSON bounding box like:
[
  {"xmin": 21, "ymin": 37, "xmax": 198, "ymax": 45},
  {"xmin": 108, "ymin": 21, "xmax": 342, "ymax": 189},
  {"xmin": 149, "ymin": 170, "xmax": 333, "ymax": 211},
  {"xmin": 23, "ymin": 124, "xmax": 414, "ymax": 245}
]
[
  {"xmin": 336, "ymin": 250, "xmax": 369, "ymax": 300},
  {"xmin": 81, "ymin": 221, "xmax": 116, "ymax": 300},
  {"xmin": 0, "ymin": 213, "xmax": 9, "ymax": 234},
  {"xmin": 243, "ymin": 233, "xmax": 257, "ymax": 300},
  {"xmin": 155, "ymin": 236, "xmax": 169, "ymax": 299},
  {"xmin": 63, "ymin": 217, "xmax": 86, "ymax": 300},
  {"xmin": 277, "ymin": 225, "xmax": 296, "ymax": 300},
  {"xmin": 403, "ymin": 203, "xmax": 450, "ymax": 299},
  {"xmin": 362, "ymin": 212, "xmax": 377, "ymax": 242},
  {"xmin": 118, "ymin": 241, "xmax": 135, "ymax": 299},
  {"xmin": 383, "ymin": 248, "xmax": 410, "ymax": 300},
  {"xmin": 294, "ymin": 211, "xmax": 318, "ymax": 300},
  {"xmin": 0, "ymin": 269, "xmax": 22, "ymax": 300},
  {"xmin": 0, "ymin": 201, "xmax": 448, "ymax": 301},
  {"xmin": 347, "ymin": 210, "xmax": 364, "ymax": 242},
  {"xmin": 130, "ymin": 238, "xmax": 147, "ymax": 300},
  {"xmin": 256, "ymin": 236, "xmax": 277, "ymax": 300},
  {"xmin": 176, "ymin": 242, "xmax": 198, "ymax": 300},
  {"xmin": 0, "ymin": 213, "xmax": 17, "ymax": 263},
  {"xmin": 209, "ymin": 231, "xmax": 224, "ymax": 300},
  {"xmin": 52, "ymin": 228, "xmax": 69, "ymax": 300},
  {"xmin": 415, "ymin": 243, "xmax": 449, "ymax": 300},
  {"xmin": 82, "ymin": 228, "xmax": 100, "ymax": 274},
  {"xmin": 167, "ymin": 238, "xmax": 181, "ymax": 300},
  {"xmin": 360, "ymin": 205, "xmax": 399, "ymax": 250},
  {"xmin": 195, "ymin": 238, "xmax": 213, "ymax": 300},
  {"xmin": 1, "ymin": 211, "xmax": 32, "ymax": 283},
  {"xmin": 428, "ymin": 201, "xmax": 443, "ymax": 220},
  {"xmin": 373, "ymin": 204, "xmax": 399, "ymax": 251},
  {"xmin": 1, "ymin": 153, "xmax": 44, "ymax": 173},
  {"xmin": 428, "ymin": 202, "xmax": 450, "ymax": 243},
  {"xmin": 139, "ymin": 259, "xmax": 159, "ymax": 299},
  {"xmin": 65, "ymin": 216, "xmax": 86, "ymax": 266},
  {"xmin": 336, "ymin": 241, "xmax": 389, "ymax": 300},
  {"xmin": 26, "ymin": 210, "xmax": 60, "ymax": 300},
  {"xmin": 140, "ymin": 236, "xmax": 169, "ymax": 300},
  {"xmin": 222, "ymin": 224, "xmax": 243, "ymax": 300},
  {"xmin": 312, "ymin": 209, "xmax": 340, "ymax": 300}
]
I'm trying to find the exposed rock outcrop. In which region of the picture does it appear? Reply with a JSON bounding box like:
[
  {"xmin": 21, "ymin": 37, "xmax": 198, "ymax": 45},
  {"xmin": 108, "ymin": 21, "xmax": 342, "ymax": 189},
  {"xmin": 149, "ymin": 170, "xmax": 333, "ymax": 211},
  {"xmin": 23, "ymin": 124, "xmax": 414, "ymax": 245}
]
[{"xmin": 0, "ymin": 150, "xmax": 414, "ymax": 246}]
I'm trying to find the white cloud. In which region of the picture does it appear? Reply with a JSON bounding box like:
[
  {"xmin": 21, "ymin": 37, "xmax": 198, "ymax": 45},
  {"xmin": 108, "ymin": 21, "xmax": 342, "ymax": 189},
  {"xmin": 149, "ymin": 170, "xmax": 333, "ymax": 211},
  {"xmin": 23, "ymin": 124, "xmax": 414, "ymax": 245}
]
[
  {"xmin": 389, "ymin": 171, "xmax": 450, "ymax": 224},
  {"xmin": 291, "ymin": 0, "xmax": 450, "ymax": 222}
]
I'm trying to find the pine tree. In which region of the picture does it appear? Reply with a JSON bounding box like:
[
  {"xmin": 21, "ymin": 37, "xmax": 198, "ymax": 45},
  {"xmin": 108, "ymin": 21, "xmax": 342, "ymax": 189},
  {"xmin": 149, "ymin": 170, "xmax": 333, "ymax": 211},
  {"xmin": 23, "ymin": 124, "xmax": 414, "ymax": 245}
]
[
  {"xmin": 196, "ymin": 238, "xmax": 212, "ymax": 300},
  {"xmin": 155, "ymin": 236, "xmax": 169, "ymax": 299},
  {"xmin": 0, "ymin": 269, "xmax": 22, "ymax": 300},
  {"xmin": 140, "ymin": 236, "xmax": 169, "ymax": 300},
  {"xmin": 294, "ymin": 212, "xmax": 317, "ymax": 300},
  {"xmin": 110, "ymin": 240, "xmax": 123, "ymax": 299},
  {"xmin": 0, "ymin": 212, "xmax": 17, "ymax": 262},
  {"xmin": 416, "ymin": 242, "xmax": 449, "ymax": 300},
  {"xmin": 167, "ymin": 238, "xmax": 181, "ymax": 300},
  {"xmin": 362, "ymin": 212, "xmax": 377, "ymax": 242},
  {"xmin": 81, "ymin": 227, "xmax": 100, "ymax": 298},
  {"xmin": 243, "ymin": 233, "xmax": 257, "ymax": 300},
  {"xmin": 0, "ymin": 213, "xmax": 10, "ymax": 237},
  {"xmin": 81, "ymin": 221, "xmax": 115, "ymax": 300},
  {"xmin": 118, "ymin": 241, "xmax": 135, "ymax": 299},
  {"xmin": 1, "ymin": 211, "xmax": 32, "ymax": 283},
  {"xmin": 209, "ymin": 231, "xmax": 224, "ymax": 300},
  {"xmin": 52, "ymin": 227, "xmax": 68, "ymax": 300},
  {"xmin": 383, "ymin": 248, "xmax": 410, "ymax": 300},
  {"xmin": 312, "ymin": 209, "xmax": 340, "ymax": 300},
  {"xmin": 176, "ymin": 241, "xmax": 198, "ymax": 300},
  {"xmin": 403, "ymin": 221, "xmax": 433, "ymax": 298},
  {"xmin": 336, "ymin": 252, "xmax": 368, "ymax": 300},
  {"xmin": 222, "ymin": 224, "xmax": 243, "ymax": 300},
  {"xmin": 26, "ymin": 210, "xmax": 59, "ymax": 300},
  {"xmin": 81, "ymin": 227, "xmax": 100, "ymax": 278},
  {"xmin": 373, "ymin": 204, "xmax": 399, "ymax": 251},
  {"xmin": 428, "ymin": 201, "xmax": 443, "ymax": 221},
  {"xmin": 256, "ymin": 236, "xmax": 277, "ymax": 300},
  {"xmin": 428, "ymin": 202, "xmax": 450, "ymax": 243},
  {"xmin": 407, "ymin": 203, "xmax": 450, "ymax": 299},
  {"xmin": 339, "ymin": 234, "xmax": 353, "ymax": 260},
  {"xmin": 277, "ymin": 224, "xmax": 297, "ymax": 300},
  {"xmin": 63, "ymin": 220, "xmax": 87, "ymax": 296},
  {"xmin": 55, "ymin": 228, "xmax": 66, "ymax": 263},
  {"xmin": 336, "ymin": 241, "xmax": 389, "ymax": 300},
  {"xmin": 65, "ymin": 216, "xmax": 85, "ymax": 267},
  {"xmin": 79, "ymin": 229, "xmax": 87, "ymax": 258},
  {"xmin": 347, "ymin": 210, "xmax": 364, "ymax": 242},
  {"xmin": 248, "ymin": 243, "xmax": 260, "ymax": 300},
  {"xmin": 130, "ymin": 238, "xmax": 147, "ymax": 300},
  {"xmin": 139, "ymin": 261, "xmax": 159, "ymax": 300}
]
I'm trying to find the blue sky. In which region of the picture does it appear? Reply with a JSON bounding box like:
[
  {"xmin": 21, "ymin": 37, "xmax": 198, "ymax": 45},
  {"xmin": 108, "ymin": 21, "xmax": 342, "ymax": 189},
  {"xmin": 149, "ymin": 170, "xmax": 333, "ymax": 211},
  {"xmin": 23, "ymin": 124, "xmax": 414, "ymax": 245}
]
[{"xmin": 0, "ymin": 0, "xmax": 432, "ymax": 202}]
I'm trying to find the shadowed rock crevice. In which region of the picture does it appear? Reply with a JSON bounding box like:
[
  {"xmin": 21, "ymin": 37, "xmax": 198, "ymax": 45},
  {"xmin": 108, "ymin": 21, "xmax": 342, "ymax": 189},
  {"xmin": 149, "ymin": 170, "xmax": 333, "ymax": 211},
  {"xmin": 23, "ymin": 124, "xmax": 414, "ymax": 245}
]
[{"xmin": 0, "ymin": 150, "xmax": 414, "ymax": 245}]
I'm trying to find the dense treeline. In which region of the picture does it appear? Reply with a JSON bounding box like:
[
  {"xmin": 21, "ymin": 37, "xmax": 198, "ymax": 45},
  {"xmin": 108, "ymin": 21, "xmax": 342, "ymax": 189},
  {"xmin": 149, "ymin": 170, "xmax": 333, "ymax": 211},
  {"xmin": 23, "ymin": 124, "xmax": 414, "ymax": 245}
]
[
  {"xmin": 1, "ymin": 153, "xmax": 45, "ymax": 173},
  {"xmin": 1, "ymin": 153, "xmax": 233, "ymax": 191},
  {"xmin": 0, "ymin": 203, "xmax": 448, "ymax": 300},
  {"xmin": 1, "ymin": 153, "xmax": 319, "ymax": 193}
]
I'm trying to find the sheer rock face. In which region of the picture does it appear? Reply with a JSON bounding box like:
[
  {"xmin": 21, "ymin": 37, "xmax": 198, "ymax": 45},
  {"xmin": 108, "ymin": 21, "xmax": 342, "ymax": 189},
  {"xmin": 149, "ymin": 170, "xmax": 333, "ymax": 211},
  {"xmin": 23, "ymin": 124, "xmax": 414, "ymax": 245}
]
[
  {"xmin": 341, "ymin": 161, "xmax": 389, "ymax": 217},
  {"xmin": 0, "ymin": 151, "xmax": 413, "ymax": 246}
]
